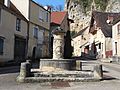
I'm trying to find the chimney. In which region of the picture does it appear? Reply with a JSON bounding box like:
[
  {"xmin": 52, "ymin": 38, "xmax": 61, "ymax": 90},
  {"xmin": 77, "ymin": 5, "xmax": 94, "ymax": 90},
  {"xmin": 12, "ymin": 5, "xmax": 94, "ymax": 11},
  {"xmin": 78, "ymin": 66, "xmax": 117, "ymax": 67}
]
[
  {"xmin": 4, "ymin": 0, "xmax": 10, "ymax": 7},
  {"xmin": 107, "ymin": 16, "xmax": 113, "ymax": 24}
]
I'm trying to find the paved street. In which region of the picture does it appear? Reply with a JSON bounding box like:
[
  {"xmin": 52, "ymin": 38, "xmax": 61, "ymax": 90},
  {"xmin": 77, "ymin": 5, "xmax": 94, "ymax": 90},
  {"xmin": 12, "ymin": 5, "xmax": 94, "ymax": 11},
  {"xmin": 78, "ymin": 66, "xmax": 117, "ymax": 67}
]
[{"xmin": 0, "ymin": 61, "xmax": 120, "ymax": 90}]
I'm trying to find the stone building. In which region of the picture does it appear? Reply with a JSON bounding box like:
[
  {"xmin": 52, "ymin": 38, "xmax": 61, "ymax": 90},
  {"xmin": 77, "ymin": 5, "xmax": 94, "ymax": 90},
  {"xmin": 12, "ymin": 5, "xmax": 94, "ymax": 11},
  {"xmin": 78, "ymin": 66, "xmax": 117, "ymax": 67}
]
[
  {"xmin": 72, "ymin": 26, "xmax": 89, "ymax": 57},
  {"xmin": 10, "ymin": 0, "xmax": 51, "ymax": 59},
  {"xmin": 51, "ymin": 11, "xmax": 70, "ymax": 32},
  {"xmin": 0, "ymin": 0, "xmax": 28, "ymax": 64},
  {"xmin": 89, "ymin": 11, "xmax": 120, "ymax": 59},
  {"xmin": 112, "ymin": 18, "xmax": 120, "ymax": 57}
]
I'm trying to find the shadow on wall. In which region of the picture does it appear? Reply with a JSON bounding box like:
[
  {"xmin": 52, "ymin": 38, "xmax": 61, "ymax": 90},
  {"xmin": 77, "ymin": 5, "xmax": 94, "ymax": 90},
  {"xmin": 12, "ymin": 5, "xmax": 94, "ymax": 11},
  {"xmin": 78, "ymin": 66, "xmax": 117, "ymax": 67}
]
[{"xmin": 64, "ymin": 31, "xmax": 73, "ymax": 59}]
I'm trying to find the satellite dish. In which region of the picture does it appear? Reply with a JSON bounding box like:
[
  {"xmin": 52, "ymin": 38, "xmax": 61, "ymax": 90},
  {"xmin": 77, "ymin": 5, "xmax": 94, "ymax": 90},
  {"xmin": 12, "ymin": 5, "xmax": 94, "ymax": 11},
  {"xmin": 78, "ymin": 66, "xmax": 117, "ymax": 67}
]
[
  {"xmin": 44, "ymin": 6, "xmax": 48, "ymax": 10},
  {"xmin": 106, "ymin": 20, "xmax": 110, "ymax": 24}
]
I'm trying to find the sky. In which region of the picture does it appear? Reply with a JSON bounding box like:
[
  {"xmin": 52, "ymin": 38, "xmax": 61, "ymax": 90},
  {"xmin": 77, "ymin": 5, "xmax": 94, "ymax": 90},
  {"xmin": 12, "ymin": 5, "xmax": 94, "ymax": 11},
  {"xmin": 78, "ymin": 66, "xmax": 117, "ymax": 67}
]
[{"xmin": 34, "ymin": 0, "xmax": 65, "ymax": 7}]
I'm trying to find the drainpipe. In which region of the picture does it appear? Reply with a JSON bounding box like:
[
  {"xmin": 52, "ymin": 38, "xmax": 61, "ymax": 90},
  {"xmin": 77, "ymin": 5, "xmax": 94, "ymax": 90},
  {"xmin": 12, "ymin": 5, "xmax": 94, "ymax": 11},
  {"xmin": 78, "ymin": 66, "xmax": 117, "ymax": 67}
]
[
  {"xmin": 25, "ymin": 0, "xmax": 31, "ymax": 60},
  {"xmin": 49, "ymin": 8, "xmax": 51, "ymax": 58}
]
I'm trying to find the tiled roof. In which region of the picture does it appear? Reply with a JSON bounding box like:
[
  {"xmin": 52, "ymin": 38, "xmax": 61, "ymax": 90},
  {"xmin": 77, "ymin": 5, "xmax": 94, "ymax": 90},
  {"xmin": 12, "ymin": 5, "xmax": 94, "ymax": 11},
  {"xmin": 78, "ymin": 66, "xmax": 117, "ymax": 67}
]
[
  {"xmin": 90, "ymin": 11, "xmax": 120, "ymax": 37},
  {"xmin": 113, "ymin": 17, "xmax": 120, "ymax": 25},
  {"xmin": 51, "ymin": 11, "xmax": 67, "ymax": 25}
]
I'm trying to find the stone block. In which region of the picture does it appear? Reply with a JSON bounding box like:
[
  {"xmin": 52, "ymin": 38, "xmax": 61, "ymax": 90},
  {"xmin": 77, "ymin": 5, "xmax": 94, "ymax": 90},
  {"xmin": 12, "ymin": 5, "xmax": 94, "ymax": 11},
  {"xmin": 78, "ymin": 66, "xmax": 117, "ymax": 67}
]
[
  {"xmin": 93, "ymin": 64, "xmax": 103, "ymax": 79},
  {"xmin": 40, "ymin": 59, "xmax": 76, "ymax": 71},
  {"xmin": 112, "ymin": 56, "xmax": 118, "ymax": 62},
  {"xmin": 76, "ymin": 60, "xmax": 82, "ymax": 71},
  {"xmin": 19, "ymin": 62, "xmax": 31, "ymax": 78}
]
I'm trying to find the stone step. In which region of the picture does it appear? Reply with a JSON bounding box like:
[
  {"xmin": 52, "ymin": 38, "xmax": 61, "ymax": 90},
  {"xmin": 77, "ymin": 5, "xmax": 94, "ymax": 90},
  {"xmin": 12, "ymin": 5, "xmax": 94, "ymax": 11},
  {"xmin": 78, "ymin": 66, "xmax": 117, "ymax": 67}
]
[
  {"xmin": 24, "ymin": 77, "xmax": 100, "ymax": 83},
  {"xmin": 32, "ymin": 71, "xmax": 93, "ymax": 78}
]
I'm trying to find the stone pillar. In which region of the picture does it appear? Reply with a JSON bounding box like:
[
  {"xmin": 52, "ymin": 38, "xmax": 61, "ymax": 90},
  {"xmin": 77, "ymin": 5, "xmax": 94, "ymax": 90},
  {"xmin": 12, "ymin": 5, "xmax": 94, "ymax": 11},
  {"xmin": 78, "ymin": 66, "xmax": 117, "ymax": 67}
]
[
  {"xmin": 53, "ymin": 30, "xmax": 65, "ymax": 59},
  {"xmin": 17, "ymin": 62, "xmax": 31, "ymax": 82},
  {"xmin": 76, "ymin": 60, "xmax": 82, "ymax": 71},
  {"xmin": 93, "ymin": 64, "xmax": 103, "ymax": 79}
]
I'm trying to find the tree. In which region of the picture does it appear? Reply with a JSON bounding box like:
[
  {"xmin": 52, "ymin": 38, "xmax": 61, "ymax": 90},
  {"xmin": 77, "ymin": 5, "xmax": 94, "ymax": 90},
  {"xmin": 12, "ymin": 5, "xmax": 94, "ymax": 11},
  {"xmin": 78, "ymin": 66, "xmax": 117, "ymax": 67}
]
[
  {"xmin": 48, "ymin": 5, "xmax": 63, "ymax": 11},
  {"xmin": 55, "ymin": 5, "xmax": 63, "ymax": 11}
]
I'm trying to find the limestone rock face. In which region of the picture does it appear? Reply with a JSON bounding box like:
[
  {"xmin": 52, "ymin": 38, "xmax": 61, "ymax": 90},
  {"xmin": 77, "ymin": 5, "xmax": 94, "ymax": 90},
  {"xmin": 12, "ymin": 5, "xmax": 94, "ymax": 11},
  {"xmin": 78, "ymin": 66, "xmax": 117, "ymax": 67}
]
[
  {"xmin": 106, "ymin": 0, "xmax": 120, "ymax": 13},
  {"xmin": 65, "ymin": 0, "xmax": 120, "ymax": 34}
]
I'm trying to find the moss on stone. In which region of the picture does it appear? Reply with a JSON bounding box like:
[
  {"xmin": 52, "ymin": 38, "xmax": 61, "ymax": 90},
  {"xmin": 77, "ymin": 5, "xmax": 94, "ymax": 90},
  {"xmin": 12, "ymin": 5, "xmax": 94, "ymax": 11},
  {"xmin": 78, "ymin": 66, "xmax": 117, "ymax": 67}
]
[
  {"xmin": 71, "ymin": 0, "xmax": 108, "ymax": 14},
  {"xmin": 94, "ymin": 0, "xmax": 108, "ymax": 11}
]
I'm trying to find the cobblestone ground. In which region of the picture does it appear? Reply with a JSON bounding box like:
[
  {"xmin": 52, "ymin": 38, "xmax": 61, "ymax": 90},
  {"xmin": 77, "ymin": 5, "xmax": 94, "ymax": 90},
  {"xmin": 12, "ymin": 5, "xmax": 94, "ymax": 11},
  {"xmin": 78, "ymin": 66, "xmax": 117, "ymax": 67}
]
[{"xmin": 0, "ymin": 61, "xmax": 120, "ymax": 90}]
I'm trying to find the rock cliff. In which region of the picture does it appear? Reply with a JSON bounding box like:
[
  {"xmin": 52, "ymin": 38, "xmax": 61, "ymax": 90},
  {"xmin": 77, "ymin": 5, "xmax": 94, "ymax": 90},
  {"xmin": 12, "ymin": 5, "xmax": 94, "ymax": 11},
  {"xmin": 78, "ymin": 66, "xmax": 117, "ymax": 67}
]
[{"xmin": 65, "ymin": 0, "xmax": 120, "ymax": 34}]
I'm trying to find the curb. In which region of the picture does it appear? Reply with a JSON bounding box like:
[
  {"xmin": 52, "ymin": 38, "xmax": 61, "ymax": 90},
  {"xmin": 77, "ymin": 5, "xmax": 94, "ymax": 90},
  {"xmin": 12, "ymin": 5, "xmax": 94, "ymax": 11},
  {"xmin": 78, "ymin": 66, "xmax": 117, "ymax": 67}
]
[{"xmin": 17, "ymin": 76, "xmax": 101, "ymax": 83}]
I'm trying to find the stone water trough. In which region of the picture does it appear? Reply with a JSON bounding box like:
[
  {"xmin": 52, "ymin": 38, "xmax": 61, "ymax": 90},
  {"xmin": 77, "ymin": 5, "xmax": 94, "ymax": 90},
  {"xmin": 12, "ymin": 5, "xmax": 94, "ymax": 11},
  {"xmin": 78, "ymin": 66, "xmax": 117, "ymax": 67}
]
[{"xmin": 17, "ymin": 27, "xmax": 103, "ymax": 83}]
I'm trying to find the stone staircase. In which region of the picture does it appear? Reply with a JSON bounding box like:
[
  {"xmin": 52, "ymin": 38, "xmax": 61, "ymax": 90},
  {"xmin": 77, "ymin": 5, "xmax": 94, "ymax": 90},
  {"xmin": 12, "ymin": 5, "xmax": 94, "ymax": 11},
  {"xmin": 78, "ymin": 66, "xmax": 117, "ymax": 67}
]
[{"xmin": 23, "ymin": 71, "xmax": 100, "ymax": 83}]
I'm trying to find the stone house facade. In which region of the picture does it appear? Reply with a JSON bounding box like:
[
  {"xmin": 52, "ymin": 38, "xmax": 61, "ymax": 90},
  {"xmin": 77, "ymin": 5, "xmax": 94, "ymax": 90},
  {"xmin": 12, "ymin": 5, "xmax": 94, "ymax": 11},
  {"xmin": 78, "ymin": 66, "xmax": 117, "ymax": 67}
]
[
  {"xmin": 112, "ymin": 19, "xmax": 120, "ymax": 57},
  {"xmin": 72, "ymin": 27, "xmax": 89, "ymax": 57},
  {"xmin": 0, "ymin": 0, "xmax": 28, "ymax": 63},
  {"xmin": 89, "ymin": 11, "xmax": 120, "ymax": 59},
  {"xmin": 10, "ymin": 0, "xmax": 51, "ymax": 59},
  {"xmin": 28, "ymin": 1, "xmax": 50, "ymax": 59}
]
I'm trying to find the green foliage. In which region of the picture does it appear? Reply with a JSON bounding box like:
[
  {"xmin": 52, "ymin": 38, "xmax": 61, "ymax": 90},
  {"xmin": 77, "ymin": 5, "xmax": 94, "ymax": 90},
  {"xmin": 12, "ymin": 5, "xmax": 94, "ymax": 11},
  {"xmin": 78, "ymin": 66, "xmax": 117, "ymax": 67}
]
[
  {"xmin": 80, "ymin": 0, "xmax": 92, "ymax": 13},
  {"xmin": 94, "ymin": 0, "xmax": 108, "ymax": 11},
  {"xmin": 70, "ymin": 31, "xmax": 77, "ymax": 37},
  {"xmin": 71, "ymin": 0, "xmax": 108, "ymax": 13}
]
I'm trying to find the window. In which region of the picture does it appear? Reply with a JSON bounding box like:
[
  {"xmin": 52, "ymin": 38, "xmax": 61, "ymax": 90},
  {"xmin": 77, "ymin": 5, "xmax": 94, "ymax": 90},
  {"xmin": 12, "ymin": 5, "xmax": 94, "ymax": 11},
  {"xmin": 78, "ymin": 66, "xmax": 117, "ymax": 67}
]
[
  {"xmin": 16, "ymin": 18, "xmax": 21, "ymax": 31},
  {"xmin": 101, "ymin": 43, "xmax": 103, "ymax": 51},
  {"xmin": 115, "ymin": 42, "xmax": 117, "ymax": 55},
  {"xmin": 39, "ymin": 10, "xmax": 49, "ymax": 22},
  {"xmin": 99, "ymin": 43, "xmax": 101, "ymax": 49},
  {"xmin": 0, "ymin": 38, "xmax": 4, "ymax": 55},
  {"xmin": 33, "ymin": 26, "xmax": 39, "ymax": 38},
  {"xmin": 117, "ymin": 24, "xmax": 120, "ymax": 34},
  {"xmin": 39, "ymin": 10, "xmax": 44, "ymax": 22},
  {"xmin": 46, "ymin": 12, "xmax": 48, "ymax": 22}
]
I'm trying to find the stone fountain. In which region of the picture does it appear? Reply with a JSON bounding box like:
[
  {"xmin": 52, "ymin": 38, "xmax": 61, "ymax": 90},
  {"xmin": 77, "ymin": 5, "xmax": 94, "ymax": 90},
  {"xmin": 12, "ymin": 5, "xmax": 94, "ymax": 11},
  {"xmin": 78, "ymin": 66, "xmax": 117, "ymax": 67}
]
[
  {"xmin": 17, "ymin": 27, "xmax": 103, "ymax": 83},
  {"xmin": 40, "ymin": 27, "xmax": 76, "ymax": 71}
]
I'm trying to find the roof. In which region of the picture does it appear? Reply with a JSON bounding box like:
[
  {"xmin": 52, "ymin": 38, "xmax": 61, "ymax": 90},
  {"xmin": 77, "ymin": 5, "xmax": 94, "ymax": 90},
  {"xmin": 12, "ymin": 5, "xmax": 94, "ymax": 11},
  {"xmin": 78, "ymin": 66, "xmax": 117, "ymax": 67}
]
[
  {"xmin": 31, "ymin": 0, "xmax": 50, "ymax": 13},
  {"xmin": 113, "ymin": 17, "xmax": 120, "ymax": 25},
  {"xmin": 90, "ymin": 11, "xmax": 120, "ymax": 37},
  {"xmin": 0, "ymin": 1, "xmax": 27, "ymax": 21},
  {"xmin": 51, "ymin": 11, "xmax": 67, "ymax": 25},
  {"xmin": 72, "ymin": 26, "xmax": 88, "ymax": 38}
]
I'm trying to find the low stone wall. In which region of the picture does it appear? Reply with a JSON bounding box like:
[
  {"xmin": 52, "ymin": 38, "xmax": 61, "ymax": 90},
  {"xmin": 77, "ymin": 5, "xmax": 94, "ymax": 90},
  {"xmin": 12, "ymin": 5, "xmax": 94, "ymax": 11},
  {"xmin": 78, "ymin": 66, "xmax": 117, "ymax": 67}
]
[
  {"xmin": 112, "ymin": 56, "xmax": 120, "ymax": 63},
  {"xmin": 76, "ymin": 60, "xmax": 82, "ymax": 71},
  {"xmin": 93, "ymin": 64, "xmax": 103, "ymax": 79},
  {"xmin": 17, "ymin": 60, "xmax": 103, "ymax": 83},
  {"xmin": 39, "ymin": 59, "xmax": 76, "ymax": 71}
]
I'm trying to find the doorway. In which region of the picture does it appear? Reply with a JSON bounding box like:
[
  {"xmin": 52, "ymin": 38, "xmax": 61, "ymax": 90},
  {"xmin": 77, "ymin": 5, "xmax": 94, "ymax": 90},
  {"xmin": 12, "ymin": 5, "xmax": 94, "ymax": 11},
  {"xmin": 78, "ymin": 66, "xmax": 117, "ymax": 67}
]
[{"xmin": 14, "ymin": 36, "xmax": 26, "ymax": 62}]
